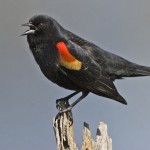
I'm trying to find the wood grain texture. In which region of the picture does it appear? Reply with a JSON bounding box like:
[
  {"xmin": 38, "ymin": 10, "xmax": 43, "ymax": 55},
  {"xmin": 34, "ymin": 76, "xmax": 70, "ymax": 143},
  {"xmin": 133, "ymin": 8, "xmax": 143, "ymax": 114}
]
[{"xmin": 53, "ymin": 112, "xmax": 112, "ymax": 150}]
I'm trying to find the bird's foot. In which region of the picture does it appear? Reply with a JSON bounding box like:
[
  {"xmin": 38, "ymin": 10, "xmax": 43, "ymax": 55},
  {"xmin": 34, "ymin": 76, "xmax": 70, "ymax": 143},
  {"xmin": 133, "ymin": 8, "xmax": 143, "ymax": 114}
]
[
  {"xmin": 56, "ymin": 98, "xmax": 73, "ymax": 125},
  {"xmin": 56, "ymin": 98, "xmax": 70, "ymax": 112},
  {"xmin": 59, "ymin": 106, "xmax": 73, "ymax": 113}
]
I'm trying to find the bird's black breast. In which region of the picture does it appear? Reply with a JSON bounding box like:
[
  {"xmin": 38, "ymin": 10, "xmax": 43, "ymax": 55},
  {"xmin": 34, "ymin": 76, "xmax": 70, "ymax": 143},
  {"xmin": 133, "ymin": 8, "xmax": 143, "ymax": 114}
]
[
  {"xmin": 28, "ymin": 39, "xmax": 60, "ymax": 80},
  {"xmin": 27, "ymin": 37, "xmax": 81, "ymax": 91}
]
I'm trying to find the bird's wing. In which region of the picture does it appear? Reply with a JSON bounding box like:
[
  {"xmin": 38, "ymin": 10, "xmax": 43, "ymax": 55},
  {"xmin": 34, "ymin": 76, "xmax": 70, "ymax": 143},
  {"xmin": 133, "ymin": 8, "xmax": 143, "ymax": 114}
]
[
  {"xmin": 66, "ymin": 31, "xmax": 150, "ymax": 79},
  {"xmin": 65, "ymin": 31, "xmax": 127, "ymax": 80},
  {"xmin": 56, "ymin": 40, "xmax": 127, "ymax": 105}
]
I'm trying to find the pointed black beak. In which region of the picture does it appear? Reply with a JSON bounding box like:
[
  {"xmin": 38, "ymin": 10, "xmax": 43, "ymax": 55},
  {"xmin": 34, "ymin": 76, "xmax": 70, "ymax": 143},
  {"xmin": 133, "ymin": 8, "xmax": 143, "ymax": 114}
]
[
  {"xmin": 22, "ymin": 22, "xmax": 35, "ymax": 28},
  {"xmin": 21, "ymin": 22, "xmax": 36, "ymax": 36}
]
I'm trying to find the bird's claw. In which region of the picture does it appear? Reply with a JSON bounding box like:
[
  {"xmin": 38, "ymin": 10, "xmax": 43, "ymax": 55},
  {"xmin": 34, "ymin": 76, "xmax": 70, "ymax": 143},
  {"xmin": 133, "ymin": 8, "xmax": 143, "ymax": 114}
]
[
  {"xmin": 56, "ymin": 98, "xmax": 70, "ymax": 112},
  {"xmin": 59, "ymin": 106, "xmax": 72, "ymax": 113}
]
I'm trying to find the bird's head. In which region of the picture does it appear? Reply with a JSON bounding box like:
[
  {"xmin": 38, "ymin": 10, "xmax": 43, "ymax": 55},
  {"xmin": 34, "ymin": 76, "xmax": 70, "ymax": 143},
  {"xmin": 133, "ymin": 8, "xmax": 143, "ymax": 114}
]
[{"xmin": 22, "ymin": 15, "xmax": 63, "ymax": 42}]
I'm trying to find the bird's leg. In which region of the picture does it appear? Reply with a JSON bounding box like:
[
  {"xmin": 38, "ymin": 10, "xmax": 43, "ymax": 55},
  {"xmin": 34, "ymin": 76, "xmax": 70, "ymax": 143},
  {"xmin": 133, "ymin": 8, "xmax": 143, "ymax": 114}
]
[
  {"xmin": 59, "ymin": 91, "xmax": 89, "ymax": 113},
  {"xmin": 56, "ymin": 91, "xmax": 80, "ymax": 111},
  {"xmin": 56, "ymin": 91, "xmax": 89, "ymax": 125},
  {"xmin": 56, "ymin": 91, "xmax": 80, "ymax": 125}
]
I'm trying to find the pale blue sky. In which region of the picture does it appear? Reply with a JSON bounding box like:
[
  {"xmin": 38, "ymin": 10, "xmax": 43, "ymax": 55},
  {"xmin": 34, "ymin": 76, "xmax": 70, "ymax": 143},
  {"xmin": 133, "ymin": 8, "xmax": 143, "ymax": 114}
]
[{"xmin": 1, "ymin": 0, "xmax": 150, "ymax": 150}]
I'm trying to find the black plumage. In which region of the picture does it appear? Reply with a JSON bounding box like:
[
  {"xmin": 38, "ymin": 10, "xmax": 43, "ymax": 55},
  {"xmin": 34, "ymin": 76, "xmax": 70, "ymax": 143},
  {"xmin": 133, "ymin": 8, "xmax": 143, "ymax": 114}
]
[{"xmin": 22, "ymin": 15, "xmax": 150, "ymax": 111}]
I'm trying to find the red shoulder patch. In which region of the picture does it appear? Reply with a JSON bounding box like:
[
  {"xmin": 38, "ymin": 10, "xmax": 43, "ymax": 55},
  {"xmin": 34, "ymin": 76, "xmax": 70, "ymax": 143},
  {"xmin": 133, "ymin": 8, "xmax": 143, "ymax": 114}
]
[
  {"xmin": 56, "ymin": 41, "xmax": 82, "ymax": 70},
  {"xmin": 56, "ymin": 42, "xmax": 76, "ymax": 62}
]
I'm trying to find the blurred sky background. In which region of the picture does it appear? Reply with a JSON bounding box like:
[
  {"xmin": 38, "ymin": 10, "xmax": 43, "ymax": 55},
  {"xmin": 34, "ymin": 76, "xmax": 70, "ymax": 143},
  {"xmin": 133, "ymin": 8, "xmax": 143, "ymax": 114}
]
[{"xmin": 1, "ymin": 0, "xmax": 150, "ymax": 150}]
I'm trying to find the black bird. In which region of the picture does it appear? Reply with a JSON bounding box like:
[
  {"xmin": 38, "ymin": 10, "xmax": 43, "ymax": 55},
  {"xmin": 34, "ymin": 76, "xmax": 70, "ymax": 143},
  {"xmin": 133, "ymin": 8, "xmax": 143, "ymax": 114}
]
[{"xmin": 22, "ymin": 15, "xmax": 150, "ymax": 112}]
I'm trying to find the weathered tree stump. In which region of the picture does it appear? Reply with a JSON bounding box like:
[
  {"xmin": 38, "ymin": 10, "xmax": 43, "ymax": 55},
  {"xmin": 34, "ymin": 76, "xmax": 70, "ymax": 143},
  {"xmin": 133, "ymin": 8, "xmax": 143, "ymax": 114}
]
[{"xmin": 53, "ymin": 111, "xmax": 112, "ymax": 150}]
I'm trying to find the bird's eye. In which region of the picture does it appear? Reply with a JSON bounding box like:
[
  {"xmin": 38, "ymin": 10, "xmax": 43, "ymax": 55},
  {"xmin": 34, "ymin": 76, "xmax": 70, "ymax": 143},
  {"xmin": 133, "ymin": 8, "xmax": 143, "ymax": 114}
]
[{"xmin": 39, "ymin": 23, "xmax": 44, "ymax": 26}]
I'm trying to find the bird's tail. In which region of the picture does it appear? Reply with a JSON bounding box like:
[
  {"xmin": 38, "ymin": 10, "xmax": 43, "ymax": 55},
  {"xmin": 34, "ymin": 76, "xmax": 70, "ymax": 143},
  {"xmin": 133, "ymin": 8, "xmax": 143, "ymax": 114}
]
[
  {"xmin": 129, "ymin": 64, "xmax": 150, "ymax": 77},
  {"xmin": 113, "ymin": 63, "xmax": 150, "ymax": 105}
]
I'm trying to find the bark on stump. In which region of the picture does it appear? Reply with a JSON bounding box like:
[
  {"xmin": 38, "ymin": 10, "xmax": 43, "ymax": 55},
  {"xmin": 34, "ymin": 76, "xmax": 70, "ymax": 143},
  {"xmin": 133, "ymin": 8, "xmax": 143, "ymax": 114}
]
[{"xmin": 53, "ymin": 112, "xmax": 112, "ymax": 150}]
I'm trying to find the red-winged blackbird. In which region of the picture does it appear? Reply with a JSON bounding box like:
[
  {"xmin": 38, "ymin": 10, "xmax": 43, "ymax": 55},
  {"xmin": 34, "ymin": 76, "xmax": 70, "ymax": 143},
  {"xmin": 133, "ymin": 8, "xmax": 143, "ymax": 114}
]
[{"xmin": 22, "ymin": 15, "xmax": 150, "ymax": 112}]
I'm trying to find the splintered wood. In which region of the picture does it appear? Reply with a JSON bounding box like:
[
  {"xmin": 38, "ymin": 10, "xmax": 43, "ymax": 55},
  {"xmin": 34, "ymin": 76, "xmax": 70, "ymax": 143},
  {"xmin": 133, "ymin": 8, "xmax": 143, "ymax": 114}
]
[
  {"xmin": 81, "ymin": 122, "xmax": 112, "ymax": 150},
  {"xmin": 53, "ymin": 113, "xmax": 112, "ymax": 150}
]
